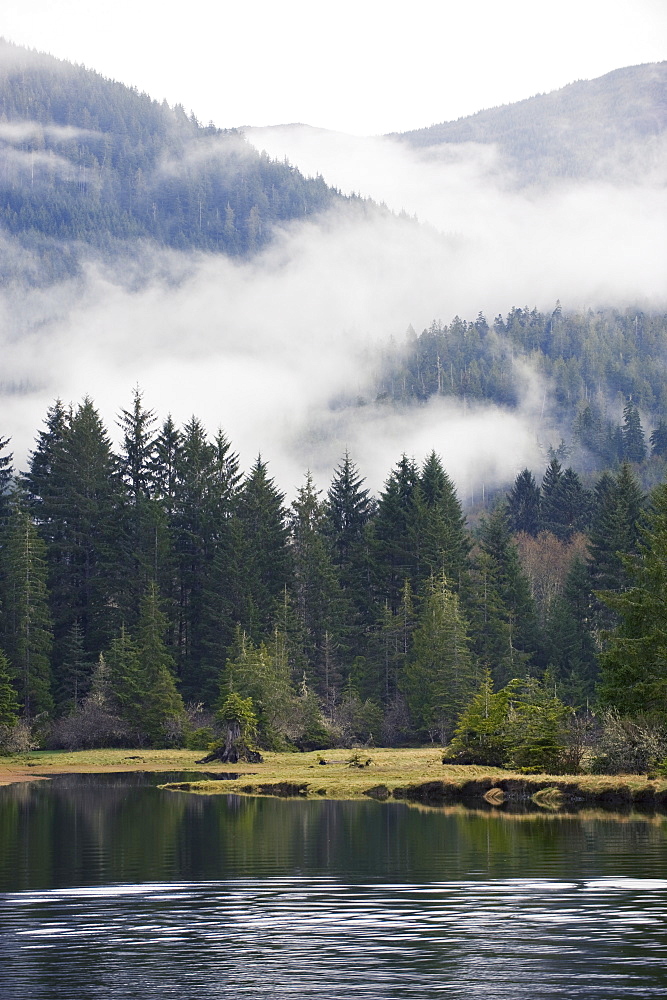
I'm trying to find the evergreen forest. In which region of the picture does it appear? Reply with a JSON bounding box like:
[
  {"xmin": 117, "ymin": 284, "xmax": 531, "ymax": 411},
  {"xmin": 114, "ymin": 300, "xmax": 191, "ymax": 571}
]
[
  {"xmin": 1, "ymin": 384, "xmax": 667, "ymax": 775},
  {"xmin": 0, "ymin": 38, "xmax": 345, "ymax": 282},
  {"xmin": 1, "ymin": 43, "xmax": 667, "ymax": 774}
]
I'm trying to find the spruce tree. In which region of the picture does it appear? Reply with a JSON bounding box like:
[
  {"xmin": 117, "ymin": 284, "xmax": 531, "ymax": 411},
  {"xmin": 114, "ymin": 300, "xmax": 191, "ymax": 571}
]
[
  {"xmin": 37, "ymin": 398, "xmax": 123, "ymax": 673},
  {"xmin": 289, "ymin": 473, "xmax": 348, "ymax": 697},
  {"xmin": 0, "ymin": 435, "xmax": 13, "ymax": 528},
  {"xmin": 172, "ymin": 417, "xmax": 218, "ymax": 696},
  {"xmin": 539, "ymin": 458, "xmax": 564, "ymax": 536},
  {"xmin": 1, "ymin": 498, "xmax": 53, "ymax": 718},
  {"xmin": 57, "ymin": 620, "xmax": 89, "ymax": 712},
  {"xmin": 236, "ymin": 456, "xmax": 292, "ymax": 640},
  {"xmin": 410, "ymin": 451, "xmax": 471, "ymax": 589},
  {"xmin": 0, "ymin": 648, "xmax": 19, "ymax": 732},
  {"xmin": 588, "ymin": 463, "xmax": 644, "ymax": 620},
  {"xmin": 402, "ymin": 572, "xmax": 478, "ymax": 741},
  {"xmin": 622, "ymin": 400, "xmax": 646, "ymax": 464},
  {"xmin": 325, "ymin": 452, "xmax": 375, "ymax": 661},
  {"xmin": 546, "ymin": 556, "xmax": 598, "ymax": 704},
  {"xmin": 136, "ymin": 582, "xmax": 184, "ymax": 744},
  {"xmin": 598, "ymin": 481, "xmax": 667, "ymax": 720},
  {"xmin": 106, "ymin": 626, "xmax": 143, "ymax": 738},
  {"xmin": 650, "ymin": 421, "xmax": 667, "ymax": 458},
  {"xmin": 472, "ymin": 506, "xmax": 544, "ymax": 684},
  {"xmin": 372, "ymin": 454, "xmax": 419, "ymax": 612},
  {"xmin": 506, "ymin": 468, "xmax": 541, "ymax": 536}
]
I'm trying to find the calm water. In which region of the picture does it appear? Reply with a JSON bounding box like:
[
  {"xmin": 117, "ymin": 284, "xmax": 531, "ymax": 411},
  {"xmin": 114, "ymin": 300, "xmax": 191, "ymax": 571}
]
[{"xmin": 1, "ymin": 773, "xmax": 667, "ymax": 998}]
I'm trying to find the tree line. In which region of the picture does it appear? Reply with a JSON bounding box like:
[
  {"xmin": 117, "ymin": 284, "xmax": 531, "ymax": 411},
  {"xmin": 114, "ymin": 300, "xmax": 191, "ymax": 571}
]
[
  {"xmin": 374, "ymin": 306, "xmax": 667, "ymax": 477},
  {"xmin": 0, "ymin": 388, "xmax": 664, "ymax": 761}
]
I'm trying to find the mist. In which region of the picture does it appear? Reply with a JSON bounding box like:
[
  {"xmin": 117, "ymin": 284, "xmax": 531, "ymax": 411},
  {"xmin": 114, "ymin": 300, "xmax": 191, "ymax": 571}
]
[{"xmin": 1, "ymin": 123, "xmax": 665, "ymax": 499}]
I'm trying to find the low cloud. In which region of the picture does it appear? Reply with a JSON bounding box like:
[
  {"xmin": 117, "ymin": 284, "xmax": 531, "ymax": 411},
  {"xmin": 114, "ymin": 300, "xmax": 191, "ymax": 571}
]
[
  {"xmin": 0, "ymin": 121, "xmax": 97, "ymax": 144},
  {"xmin": 1, "ymin": 124, "xmax": 664, "ymax": 499}
]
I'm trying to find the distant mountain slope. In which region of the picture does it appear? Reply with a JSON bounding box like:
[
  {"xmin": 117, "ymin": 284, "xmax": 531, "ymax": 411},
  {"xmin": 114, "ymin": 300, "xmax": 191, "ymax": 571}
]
[
  {"xmin": 0, "ymin": 39, "xmax": 343, "ymax": 276},
  {"xmin": 395, "ymin": 63, "xmax": 667, "ymax": 184}
]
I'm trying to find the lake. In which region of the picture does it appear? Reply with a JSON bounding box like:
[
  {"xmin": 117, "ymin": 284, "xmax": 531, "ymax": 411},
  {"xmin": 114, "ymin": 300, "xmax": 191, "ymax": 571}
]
[{"xmin": 1, "ymin": 772, "xmax": 667, "ymax": 998}]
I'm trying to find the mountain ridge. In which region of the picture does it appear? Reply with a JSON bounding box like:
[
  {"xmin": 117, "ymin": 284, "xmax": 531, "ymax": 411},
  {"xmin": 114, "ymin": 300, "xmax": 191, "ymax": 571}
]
[{"xmin": 392, "ymin": 62, "xmax": 667, "ymax": 184}]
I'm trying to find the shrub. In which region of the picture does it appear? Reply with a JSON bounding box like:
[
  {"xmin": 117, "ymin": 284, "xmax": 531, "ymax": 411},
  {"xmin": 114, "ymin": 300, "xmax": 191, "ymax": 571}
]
[{"xmin": 589, "ymin": 710, "xmax": 667, "ymax": 774}]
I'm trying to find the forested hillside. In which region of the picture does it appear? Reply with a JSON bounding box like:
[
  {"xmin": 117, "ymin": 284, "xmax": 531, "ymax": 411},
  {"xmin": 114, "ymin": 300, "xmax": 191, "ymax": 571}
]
[
  {"xmin": 372, "ymin": 305, "xmax": 667, "ymax": 479},
  {"xmin": 0, "ymin": 390, "xmax": 664, "ymax": 772},
  {"xmin": 0, "ymin": 38, "xmax": 342, "ymax": 279},
  {"xmin": 396, "ymin": 62, "xmax": 667, "ymax": 184}
]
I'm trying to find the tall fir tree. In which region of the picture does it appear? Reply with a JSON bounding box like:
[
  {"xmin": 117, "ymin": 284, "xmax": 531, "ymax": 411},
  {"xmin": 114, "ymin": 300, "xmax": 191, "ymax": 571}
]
[
  {"xmin": 372, "ymin": 454, "xmax": 420, "ymax": 612},
  {"xmin": 0, "ymin": 648, "xmax": 19, "ymax": 732},
  {"xmin": 236, "ymin": 456, "xmax": 292, "ymax": 641},
  {"xmin": 506, "ymin": 468, "xmax": 541, "ymax": 536},
  {"xmin": 402, "ymin": 572, "xmax": 478, "ymax": 742},
  {"xmin": 410, "ymin": 451, "xmax": 471, "ymax": 590},
  {"xmin": 470, "ymin": 506, "xmax": 543, "ymax": 685},
  {"xmin": 1, "ymin": 497, "xmax": 53, "ymax": 718},
  {"xmin": 325, "ymin": 451, "xmax": 375, "ymax": 626},
  {"xmin": 622, "ymin": 399, "xmax": 647, "ymax": 464},
  {"xmin": 598, "ymin": 481, "xmax": 667, "ymax": 720},
  {"xmin": 587, "ymin": 463, "xmax": 644, "ymax": 636},
  {"xmin": 34, "ymin": 398, "xmax": 123, "ymax": 679},
  {"xmin": 289, "ymin": 473, "xmax": 348, "ymax": 697},
  {"xmin": 0, "ymin": 435, "xmax": 13, "ymax": 528},
  {"xmin": 172, "ymin": 417, "xmax": 218, "ymax": 697},
  {"xmin": 135, "ymin": 582, "xmax": 184, "ymax": 744}
]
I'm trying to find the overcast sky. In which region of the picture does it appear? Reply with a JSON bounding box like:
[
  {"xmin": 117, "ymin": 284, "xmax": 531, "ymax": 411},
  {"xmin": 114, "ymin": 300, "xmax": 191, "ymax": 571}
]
[{"xmin": 2, "ymin": 0, "xmax": 665, "ymax": 135}]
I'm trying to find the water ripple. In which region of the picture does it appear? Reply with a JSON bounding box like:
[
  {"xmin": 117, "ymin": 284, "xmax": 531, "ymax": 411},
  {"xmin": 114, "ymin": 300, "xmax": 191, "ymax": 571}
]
[{"xmin": 2, "ymin": 877, "xmax": 667, "ymax": 999}]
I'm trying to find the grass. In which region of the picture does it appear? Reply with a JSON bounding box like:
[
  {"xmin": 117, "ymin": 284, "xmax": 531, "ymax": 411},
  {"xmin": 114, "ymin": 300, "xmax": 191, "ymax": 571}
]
[{"xmin": 2, "ymin": 747, "xmax": 667, "ymax": 812}]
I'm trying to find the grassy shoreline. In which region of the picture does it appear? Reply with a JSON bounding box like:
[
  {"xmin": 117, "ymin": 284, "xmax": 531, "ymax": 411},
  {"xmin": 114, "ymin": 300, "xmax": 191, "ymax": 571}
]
[{"xmin": 2, "ymin": 747, "xmax": 667, "ymax": 812}]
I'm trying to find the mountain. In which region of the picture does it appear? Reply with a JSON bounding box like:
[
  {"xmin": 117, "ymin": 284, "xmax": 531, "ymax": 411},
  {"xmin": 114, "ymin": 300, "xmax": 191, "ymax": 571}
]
[
  {"xmin": 0, "ymin": 38, "xmax": 345, "ymax": 280},
  {"xmin": 394, "ymin": 63, "xmax": 667, "ymax": 185}
]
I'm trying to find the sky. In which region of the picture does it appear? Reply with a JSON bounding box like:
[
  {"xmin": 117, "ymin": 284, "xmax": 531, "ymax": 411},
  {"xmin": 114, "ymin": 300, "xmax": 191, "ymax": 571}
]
[{"xmin": 2, "ymin": 0, "xmax": 666, "ymax": 135}]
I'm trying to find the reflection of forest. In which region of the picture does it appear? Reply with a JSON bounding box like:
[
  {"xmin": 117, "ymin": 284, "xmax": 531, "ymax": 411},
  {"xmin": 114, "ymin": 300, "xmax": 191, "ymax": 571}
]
[{"xmin": 1, "ymin": 775, "xmax": 666, "ymax": 892}]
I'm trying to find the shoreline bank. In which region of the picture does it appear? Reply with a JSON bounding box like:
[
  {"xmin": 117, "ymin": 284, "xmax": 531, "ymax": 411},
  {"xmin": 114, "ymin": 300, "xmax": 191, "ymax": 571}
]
[{"xmin": 3, "ymin": 747, "xmax": 667, "ymax": 814}]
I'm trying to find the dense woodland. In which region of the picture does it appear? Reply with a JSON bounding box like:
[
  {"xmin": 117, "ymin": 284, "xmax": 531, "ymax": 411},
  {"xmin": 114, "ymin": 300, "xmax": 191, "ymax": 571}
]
[
  {"xmin": 373, "ymin": 305, "xmax": 667, "ymax": 481},
  {"xmin": 1, "ymin": 45, "xmax": 666, "ymax": 772},
  {"xmin": 0, "ymin": 38, "xmax": 344, "ymax": 281},
  {"xmin": 0, "ymin": 382, "xmax": 666, "ymax": 773}
]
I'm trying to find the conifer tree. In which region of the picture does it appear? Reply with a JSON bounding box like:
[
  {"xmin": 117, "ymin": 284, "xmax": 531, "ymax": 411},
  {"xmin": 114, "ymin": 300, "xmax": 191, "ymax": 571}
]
[
  {"xmin": 471, "ymin": 507, "xmax": 544, "ymax": 684},
  {"xmin": 236, "ymin": 456, "xmax": 292, "ymax": 640},
  {"xmin": 410, "ymin": 451, "xmax": 471, "ymax": 589},
  {"xmin": 588, "ymin": 463, "xmax": 644, "ymax": 594},
  {"xmin": 402, "ymin": 572, "xmax": 478, "ymax": 741},
  {"xmin": 622, "ymin": 400, "xmax": 646, "ymax": 464},
  {"xmin": 445, "ymin": 669, "xmax": 512, "ymax": 765},
  {"xmin": 36, "ymin": 398, "xmax": 123, "ymax": 672},
  {"xmin": 136, "ymin": 582, "xmax": 184, "ymax": 744},
  {"xmin": 116, "ymin": 387, "xmax": 168, "ymax": 621},
  {"xmin": 0, "ymin": 435, "xmax": 13, "ymax": 527},
  {"xmin": 57, "ymin": 620, "xmax": 89, "ymax": 712},
  {"xmin": 376, "ymin": 580, "xmax": 415, "ymax": 703},
  {"xmin": 106, "ymin": 626, "xmax": 143, "ymax": 736},
  {"xmin": 598, "ymin": 481, "xmax": 667, "ymax": 719},
  {"xmin": 172, "ymin": 417, "xmax": 218, "ymax": 694},
  {"xmin": 506, "ymin": 468, "xmax": 541, "ymax": 536},
  {"xmin": 222, "ymin": 630, "xmax": 293, "ymax": 747},
  {"xmin": 325, "ymin": 451, "xmax": 375, "ymax": 623},
  {"xmin": 373, "ymin": 454, "xmax": 419, "ymax": 611},
  {"xmin": 1, "ymin": 498, "xmax": 53, "ymax": 718},
  {"xmin": 289, "ymin": 472, "xmax": 348, "ymax": 694},
  {"xmin": 546, "ymin": 556, "xmax": 598, "ymax": 704},
  {"xmin": 539, "ymin": 457, "xmax": 564, "ymax": 535},
  {"xmin": 650, "ymin": 421, "xmax": 667, "ymax": 458},
  {"xmin": 0, "ymin": 648, "xmax": 19, "ymax": 732}
]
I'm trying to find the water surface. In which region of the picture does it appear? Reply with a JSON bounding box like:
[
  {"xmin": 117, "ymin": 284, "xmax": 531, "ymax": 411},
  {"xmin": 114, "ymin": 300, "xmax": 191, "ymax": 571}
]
[{"xmin": 1, "ymin": 772, "xmax": 666, "ymax": 998}]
